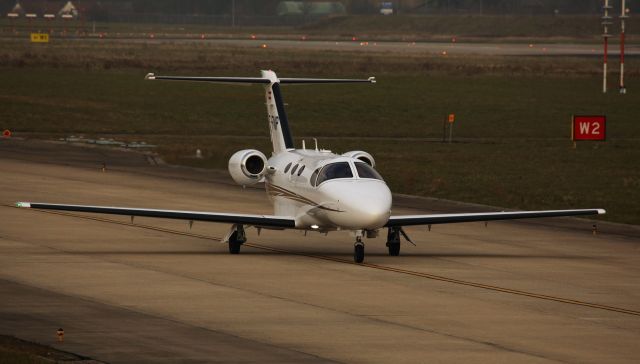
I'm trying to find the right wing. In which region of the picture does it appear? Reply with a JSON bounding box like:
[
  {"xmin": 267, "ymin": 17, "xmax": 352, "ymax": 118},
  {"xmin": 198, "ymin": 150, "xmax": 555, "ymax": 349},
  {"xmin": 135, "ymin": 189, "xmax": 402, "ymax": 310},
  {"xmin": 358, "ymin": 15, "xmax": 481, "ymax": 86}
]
[
  {"xmin": 16, "ymin": 202, "xmax": 296, "ymax": 229},
  {"xmin": 386, "ymin": 209, "xmax": 606, "ymax": 227}
]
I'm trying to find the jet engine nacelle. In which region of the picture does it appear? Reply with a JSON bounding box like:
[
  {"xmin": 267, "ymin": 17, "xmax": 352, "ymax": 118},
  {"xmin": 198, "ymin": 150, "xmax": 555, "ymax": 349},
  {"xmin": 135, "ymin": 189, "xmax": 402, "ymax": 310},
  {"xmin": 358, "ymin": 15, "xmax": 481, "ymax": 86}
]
[
  {"xmin": 342, "ymin": 151, "xmax": 376, "ymax": 167},
  {"xmin": 228, "ymin": 149, "xmax": 268, "ymax": 186}
]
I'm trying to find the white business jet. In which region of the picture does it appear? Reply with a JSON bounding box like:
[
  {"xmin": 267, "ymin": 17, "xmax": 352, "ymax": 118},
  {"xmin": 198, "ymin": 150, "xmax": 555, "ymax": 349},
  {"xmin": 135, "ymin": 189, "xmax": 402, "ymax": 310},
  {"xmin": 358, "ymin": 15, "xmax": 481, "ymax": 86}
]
[{"xmin": 17, "ymin": 70, "xmax": 605, "ymax": 263}]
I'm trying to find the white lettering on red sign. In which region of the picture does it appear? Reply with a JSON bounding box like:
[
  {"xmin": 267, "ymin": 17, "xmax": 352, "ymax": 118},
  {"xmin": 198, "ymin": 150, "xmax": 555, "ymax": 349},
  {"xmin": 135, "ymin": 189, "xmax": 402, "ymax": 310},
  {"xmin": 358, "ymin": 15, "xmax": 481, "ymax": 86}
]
[{"xmin": 573, "ymin": 116, "xmax": 606, "ymax": 141}]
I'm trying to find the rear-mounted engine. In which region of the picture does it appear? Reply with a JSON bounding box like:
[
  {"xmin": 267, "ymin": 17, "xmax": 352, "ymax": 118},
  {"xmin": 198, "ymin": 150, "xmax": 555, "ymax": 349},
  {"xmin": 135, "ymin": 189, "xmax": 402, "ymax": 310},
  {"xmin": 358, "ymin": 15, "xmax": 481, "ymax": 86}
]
[{"xmin": 228, "ymin": 149, "xmax": 268, "ymax": 186}]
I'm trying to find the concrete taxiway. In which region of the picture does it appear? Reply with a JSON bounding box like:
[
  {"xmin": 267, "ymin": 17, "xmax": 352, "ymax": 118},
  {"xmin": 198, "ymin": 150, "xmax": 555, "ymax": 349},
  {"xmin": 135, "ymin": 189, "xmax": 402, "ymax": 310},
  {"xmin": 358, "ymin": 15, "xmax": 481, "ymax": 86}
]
[{"xmin": 1, "ymin": 139, "xmax": 639, "ymax": 363}]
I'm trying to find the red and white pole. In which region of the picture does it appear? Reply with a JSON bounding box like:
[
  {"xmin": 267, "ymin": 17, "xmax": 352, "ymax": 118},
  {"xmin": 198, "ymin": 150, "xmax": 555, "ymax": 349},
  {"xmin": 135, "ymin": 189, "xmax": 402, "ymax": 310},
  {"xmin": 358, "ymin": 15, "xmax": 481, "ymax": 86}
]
[
  {"xmin": 619, "ymin": 0, "xmax": 628, "ymax": 94},
  {"xmin": 602, "ymin": 0, "xmax": 612, "ymax": 93}
]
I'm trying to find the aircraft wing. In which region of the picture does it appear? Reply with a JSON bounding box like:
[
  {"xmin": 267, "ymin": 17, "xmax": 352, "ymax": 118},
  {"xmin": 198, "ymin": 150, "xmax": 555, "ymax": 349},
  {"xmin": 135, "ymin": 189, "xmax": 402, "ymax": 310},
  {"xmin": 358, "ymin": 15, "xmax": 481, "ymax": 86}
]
[
  {"xmin": 385, "ymin": 209, "xmax": 605, "ymax": 227},
  {"xmin": 15, "ymin": 202, "xmax": 296, "ymax": 229}
]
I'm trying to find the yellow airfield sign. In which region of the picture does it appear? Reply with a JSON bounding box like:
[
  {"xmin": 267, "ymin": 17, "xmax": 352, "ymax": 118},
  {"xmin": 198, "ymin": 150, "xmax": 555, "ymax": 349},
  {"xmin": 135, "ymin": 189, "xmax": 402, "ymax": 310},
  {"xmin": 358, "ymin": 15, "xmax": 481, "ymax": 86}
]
[{"xmin": 30, "ymin": 33, "xmax": 49, "ymax": 43}]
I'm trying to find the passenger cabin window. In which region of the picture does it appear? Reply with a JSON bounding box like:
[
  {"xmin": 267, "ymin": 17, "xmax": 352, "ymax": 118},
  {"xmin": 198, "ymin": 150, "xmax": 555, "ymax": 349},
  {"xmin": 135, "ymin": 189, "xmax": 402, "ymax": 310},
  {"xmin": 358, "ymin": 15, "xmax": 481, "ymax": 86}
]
[
  {"xmin": 291, "ymin": 164, "xmax": 298, "ymax": 175},
  {"xmin": 284, "ymin": 162, "xmax": 292, "ymax": 174},
  {"xmin": 297, "ymin": 165, "xmax": 305, "ymax": 176},
  {"xmin": 355, "ymin": 162, "xmax": 383, "ymax": 180},
  {"xmin": 315, "ymin": 162, "xmax": 353, "ymax": 186}
]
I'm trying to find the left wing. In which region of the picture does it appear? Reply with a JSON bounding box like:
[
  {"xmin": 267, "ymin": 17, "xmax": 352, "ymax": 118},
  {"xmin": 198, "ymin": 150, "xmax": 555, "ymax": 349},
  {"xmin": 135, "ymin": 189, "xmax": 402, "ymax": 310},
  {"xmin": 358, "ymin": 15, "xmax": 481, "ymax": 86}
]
[
  {"xmin": 386, "ymin": 209, "xmax": 605, "ymax": 227},
  {"xmin": 15, "ymin": 202, "xmax": 296, "ymax": 229}
]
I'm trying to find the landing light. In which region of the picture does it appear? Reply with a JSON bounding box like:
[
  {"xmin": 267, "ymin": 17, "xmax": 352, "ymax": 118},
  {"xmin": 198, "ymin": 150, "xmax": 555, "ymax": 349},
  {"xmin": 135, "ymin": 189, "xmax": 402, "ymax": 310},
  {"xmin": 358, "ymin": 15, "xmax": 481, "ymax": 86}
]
[{"xmin": 311, "ymin": 225, "xmax": 319, "ymax": 229}]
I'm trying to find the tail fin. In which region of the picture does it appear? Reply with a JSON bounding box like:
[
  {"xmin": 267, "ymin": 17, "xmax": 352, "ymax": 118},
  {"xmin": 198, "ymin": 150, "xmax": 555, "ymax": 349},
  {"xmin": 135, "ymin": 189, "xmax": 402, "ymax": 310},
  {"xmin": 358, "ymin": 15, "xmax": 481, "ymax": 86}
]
[{"xmin": 145, "ymin": 71, "xmax": 375, "ymax": 153}]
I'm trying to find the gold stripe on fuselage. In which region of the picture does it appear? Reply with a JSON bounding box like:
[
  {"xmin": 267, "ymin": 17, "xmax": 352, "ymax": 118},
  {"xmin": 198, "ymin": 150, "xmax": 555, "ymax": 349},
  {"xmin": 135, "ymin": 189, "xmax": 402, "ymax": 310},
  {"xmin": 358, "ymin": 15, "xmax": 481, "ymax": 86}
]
[{"xmin": 266, "ymin": 182, "xmax": 343, "ymax": 212}]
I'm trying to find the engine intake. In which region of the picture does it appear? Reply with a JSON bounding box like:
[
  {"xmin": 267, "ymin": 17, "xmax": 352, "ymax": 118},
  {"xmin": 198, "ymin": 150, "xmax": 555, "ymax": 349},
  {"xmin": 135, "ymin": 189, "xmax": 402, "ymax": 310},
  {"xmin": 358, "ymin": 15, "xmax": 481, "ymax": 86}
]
[
  {"xmin": 342, "ymin": 151, "xmax": 375, "ymax": 167},
  {"xmin": 228, "ymin": 149, "xmax": 268, "ymax": 186}
]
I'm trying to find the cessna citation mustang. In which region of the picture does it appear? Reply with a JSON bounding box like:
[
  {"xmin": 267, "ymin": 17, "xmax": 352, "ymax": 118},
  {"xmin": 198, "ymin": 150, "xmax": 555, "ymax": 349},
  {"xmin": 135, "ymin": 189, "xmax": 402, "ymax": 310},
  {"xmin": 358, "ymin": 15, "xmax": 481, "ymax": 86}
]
[{"xmin": 16, "ymin": 70, "xmax": 605, "ymax": 263}]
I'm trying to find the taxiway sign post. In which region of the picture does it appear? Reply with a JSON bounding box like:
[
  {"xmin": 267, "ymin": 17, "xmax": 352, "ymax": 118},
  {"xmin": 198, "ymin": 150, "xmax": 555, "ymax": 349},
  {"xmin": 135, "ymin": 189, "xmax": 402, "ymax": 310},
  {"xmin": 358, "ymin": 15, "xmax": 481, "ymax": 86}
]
[{"xmin": 448, "ymin": 114, "xmax": 455, "ymax": 143}]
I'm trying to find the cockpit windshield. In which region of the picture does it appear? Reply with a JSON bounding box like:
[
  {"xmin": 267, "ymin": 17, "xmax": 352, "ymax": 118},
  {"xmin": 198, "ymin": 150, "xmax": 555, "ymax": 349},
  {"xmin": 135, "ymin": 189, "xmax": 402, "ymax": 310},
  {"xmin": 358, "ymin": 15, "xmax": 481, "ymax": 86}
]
[
  {"xmin": 354, "ymin": 162, "xmax": 383, "ymax": 180},
  {"xmin": 315, "ymin": 162, "xmax": 353, "ymax": 185}
]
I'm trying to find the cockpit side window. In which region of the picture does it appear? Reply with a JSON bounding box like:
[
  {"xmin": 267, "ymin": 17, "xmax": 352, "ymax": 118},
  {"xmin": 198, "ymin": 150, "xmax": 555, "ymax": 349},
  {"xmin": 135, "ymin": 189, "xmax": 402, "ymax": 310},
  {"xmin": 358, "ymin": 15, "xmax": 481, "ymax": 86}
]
[
  {"xmin": 355, "ymin": 162, "xmax": 383, "ymax": 180},
  {"xmin": 310, "ymin": 168, "xmax": 320, "ymax": 186},
  {"xmin": 316, "ymin": 162, "xmax": 353, "ymax": 186}
]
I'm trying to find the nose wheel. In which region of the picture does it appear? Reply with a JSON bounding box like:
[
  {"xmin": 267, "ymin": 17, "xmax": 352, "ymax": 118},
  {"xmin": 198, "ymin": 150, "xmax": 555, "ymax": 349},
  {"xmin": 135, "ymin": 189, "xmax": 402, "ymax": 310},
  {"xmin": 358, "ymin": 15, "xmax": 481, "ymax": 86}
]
[{"xmin": 354, "ymin": 238, "xmax": 365, "ymax": 263}]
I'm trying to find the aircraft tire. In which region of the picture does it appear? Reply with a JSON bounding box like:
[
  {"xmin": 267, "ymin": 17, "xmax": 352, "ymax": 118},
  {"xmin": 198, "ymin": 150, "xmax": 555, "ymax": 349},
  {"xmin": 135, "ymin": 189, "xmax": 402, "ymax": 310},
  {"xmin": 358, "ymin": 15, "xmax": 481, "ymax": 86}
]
[
  {"xmin": 229, "ymin": 241, "xmax": 241, "ymax": 254},
  {"xmin": 388, "ymin": 243, "xmax": 400, "ymax": 256},
  {"xmin": 354, "ymin": 243, "xmax": 365, "ymax": 263}
]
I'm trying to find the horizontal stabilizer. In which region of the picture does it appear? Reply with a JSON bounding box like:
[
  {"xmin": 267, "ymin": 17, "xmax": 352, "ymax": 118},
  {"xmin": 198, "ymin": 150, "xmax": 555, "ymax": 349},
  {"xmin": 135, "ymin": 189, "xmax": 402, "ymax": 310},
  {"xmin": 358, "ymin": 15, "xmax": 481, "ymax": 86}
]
[
  {"xmin": 145, "ymin": 74, "xmax": 270, "ymax": 84},
  {"xmin": 279, "ymin": 77, "xmax": 376, "ymax": 84},
  {"xmin": 145, "ymin": 73, "xmax": 375, "ymax": 85}
]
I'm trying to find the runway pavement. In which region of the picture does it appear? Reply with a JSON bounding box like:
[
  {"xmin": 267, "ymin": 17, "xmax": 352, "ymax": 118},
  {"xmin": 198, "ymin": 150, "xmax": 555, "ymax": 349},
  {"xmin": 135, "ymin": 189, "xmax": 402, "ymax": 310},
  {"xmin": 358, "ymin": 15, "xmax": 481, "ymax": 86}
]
[
  {"xmin": 157, "ymin": 38, "xmax": 640, "ymax": 56},
  {"xmin": 1, "ymin": 138, "xmax": 639, "ymax": 363}
]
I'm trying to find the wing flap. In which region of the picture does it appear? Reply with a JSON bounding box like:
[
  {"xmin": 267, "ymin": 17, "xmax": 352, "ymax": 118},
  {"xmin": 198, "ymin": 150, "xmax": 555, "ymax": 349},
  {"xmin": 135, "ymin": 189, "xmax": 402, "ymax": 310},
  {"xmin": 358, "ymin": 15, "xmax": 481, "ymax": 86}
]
[
  {"xmin": 16, "ymin": 202, "xmax": 296, "ymax": 228},
  {"xmin": 386, "ymin": 209, "xmax": 605, "ymax": 227}
]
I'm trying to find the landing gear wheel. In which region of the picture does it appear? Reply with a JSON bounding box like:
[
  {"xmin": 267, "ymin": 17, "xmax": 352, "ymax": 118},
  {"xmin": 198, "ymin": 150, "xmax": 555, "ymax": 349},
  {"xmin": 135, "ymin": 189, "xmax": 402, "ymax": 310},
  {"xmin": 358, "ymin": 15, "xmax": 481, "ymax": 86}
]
[
  {"xmin": 386, "ymin": 227, "xmax": 401, "ymax": 257},
  {"xmin": 354, "ymin": 242, "xmax": 365, "ymax": 263},
  {"xmin": 227, "ymin": 225, "xmax": 246, "ymax": 255},
  {"xmin": 229, "ymin": 240, "xmax": 242, "ymax": 254},
  {"xmin": 388, "ymin": 243, "xmax": 400, "ymax": 256}
]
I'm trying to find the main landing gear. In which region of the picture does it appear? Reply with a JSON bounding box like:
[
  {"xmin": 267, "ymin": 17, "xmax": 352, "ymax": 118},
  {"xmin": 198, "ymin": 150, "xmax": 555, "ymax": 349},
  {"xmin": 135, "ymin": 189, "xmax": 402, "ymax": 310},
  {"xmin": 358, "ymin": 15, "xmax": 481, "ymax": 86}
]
[
  {"xmin": 386, "ymin": 227, "xmax": 401, "ymax": 256},
  {"xmin": 354, "ymin": 236, "xmax": 365, "ymax": 263},
  {"xmin": 227, "ymin": 225, "xmax": 246, "ymax": 254}
]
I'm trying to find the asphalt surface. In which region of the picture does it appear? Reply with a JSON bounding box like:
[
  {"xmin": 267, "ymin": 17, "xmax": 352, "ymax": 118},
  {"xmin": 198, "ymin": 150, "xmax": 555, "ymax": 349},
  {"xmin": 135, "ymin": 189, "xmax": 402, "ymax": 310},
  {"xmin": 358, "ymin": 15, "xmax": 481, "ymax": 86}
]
[
  {"xmin": 153, "ymin": 38, "xmax": 640, "ymax": 56},
  {"xmin": 1, "ymin": 138, "xmax": 639, "ymax": 363}
]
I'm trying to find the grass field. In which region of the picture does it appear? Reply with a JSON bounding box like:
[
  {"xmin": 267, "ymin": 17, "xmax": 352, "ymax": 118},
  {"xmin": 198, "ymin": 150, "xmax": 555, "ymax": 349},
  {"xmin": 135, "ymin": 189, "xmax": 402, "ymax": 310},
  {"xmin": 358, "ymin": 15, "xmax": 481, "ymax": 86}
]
[{"xmin": 0, "ymin": 39, "xmax": 638, "ymax": 224}]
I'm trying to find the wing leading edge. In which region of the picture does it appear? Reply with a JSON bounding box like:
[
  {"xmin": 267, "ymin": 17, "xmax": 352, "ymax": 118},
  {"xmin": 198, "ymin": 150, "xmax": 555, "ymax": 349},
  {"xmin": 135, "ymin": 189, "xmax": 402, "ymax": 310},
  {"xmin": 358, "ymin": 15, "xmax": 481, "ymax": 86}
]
[
  {"xmin": 386, "ymin": 209, "xmax": 605, "ymax": 227},
  {"xmin": 16, "ymin": 202, "xmax": 296, "ymax": 229}
]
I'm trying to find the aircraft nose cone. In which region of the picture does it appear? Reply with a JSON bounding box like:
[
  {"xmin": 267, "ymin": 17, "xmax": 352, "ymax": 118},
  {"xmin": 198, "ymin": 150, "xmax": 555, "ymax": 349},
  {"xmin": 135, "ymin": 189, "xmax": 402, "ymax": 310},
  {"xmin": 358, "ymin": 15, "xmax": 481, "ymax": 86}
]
[{"xmin": 320, "ymin": 180, "xmax": 392, "ymax": 229}]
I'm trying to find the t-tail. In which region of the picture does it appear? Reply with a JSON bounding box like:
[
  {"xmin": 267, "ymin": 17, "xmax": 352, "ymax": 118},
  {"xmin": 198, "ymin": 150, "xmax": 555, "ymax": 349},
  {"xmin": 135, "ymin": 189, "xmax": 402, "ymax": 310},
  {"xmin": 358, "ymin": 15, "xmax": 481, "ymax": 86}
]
[{"xmin": 145, "ymin": 71, "xmax": 376, "ymax": 153}]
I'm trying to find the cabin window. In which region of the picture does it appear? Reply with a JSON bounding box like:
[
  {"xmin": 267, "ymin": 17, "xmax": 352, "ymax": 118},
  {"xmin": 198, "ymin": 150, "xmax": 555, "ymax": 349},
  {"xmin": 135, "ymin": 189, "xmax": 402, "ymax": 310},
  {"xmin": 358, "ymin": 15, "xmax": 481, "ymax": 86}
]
[
  {"xmin": 284, "ymin": 162, "xmax": 292, "ymax": 174},
  {"xmin": 316, "ymin": 162, "xmax": 353, "ymax": 186},
  {"xmin": 354, "ymin": 162, "xmax": 383, "ymax": 180},
  {"xmin": 297, "ymin": 165, "xmax": 305, "ymax": 176},
  {"xmin": 291, "ymin": 164, "xmax": 298, "ymax": 175}
]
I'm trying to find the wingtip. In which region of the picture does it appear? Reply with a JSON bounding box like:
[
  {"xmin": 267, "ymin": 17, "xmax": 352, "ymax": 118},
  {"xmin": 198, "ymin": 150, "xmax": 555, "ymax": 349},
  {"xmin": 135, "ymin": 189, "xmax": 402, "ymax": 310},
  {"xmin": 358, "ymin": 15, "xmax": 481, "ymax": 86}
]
[
  {"xmin": 16, "ymin": 202, "xmax": 30, "ymax": 208},
  {"xmin": 597, "ymin": 209, "xmax": 606, "ymax": 215},
  {"xmin": 145, "ymin": 73, "xmax": 155, "ymax": 80},
  {"xmin": 368, "ymin": 77, "xmax": 376, "ymax": 84}
]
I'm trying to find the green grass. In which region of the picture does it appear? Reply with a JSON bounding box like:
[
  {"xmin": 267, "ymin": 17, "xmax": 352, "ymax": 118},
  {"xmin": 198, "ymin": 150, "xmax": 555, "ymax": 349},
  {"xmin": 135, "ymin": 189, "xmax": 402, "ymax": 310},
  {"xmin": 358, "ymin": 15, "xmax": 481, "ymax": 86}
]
[{"xmin": 0, "ymin": 39, "xmax": 638, "ymax": 224}]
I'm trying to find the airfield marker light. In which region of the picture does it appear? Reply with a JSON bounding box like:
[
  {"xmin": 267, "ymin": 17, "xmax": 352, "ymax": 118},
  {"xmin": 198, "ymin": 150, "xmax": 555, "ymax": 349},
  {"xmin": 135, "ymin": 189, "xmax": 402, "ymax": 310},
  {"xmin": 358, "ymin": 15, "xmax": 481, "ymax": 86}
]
[
  {"xmin": 2, "ymin": 129, "xmax": 10, "ymax": 138},
  {"xmin": 250, "ymin": 34, "xmax": 256, "ymax": 39},
  {"xmin": 56, "ymin": 328, "xmax": 64, "ymax": 343},
  {"xmin": 200, "ymin": 34, "xmax": 205, "ymax": 39},
  {"xmin": 261, "ymin": 44, "xmax": 268, "ymax": 48},
  {"xmin": 528, "ymin": 44, "xmax": 534, "ymax": 48},
  {"xmin": 352, "ymin": 36, "xmax": 357, "ymax": 41}
]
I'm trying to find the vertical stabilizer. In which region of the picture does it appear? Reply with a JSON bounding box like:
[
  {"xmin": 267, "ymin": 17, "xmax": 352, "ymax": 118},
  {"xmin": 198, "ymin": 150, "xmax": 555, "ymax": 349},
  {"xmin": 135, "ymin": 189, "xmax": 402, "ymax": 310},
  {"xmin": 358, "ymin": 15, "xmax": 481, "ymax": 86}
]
[{"xmin": 262, "ymin": 70, "xmax": 294, "ymax": 153}]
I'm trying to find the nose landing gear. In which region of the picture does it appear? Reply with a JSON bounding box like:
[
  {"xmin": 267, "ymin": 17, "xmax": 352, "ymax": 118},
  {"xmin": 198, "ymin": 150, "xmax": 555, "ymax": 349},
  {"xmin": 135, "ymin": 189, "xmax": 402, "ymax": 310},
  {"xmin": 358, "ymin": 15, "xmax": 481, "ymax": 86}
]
[{"xmin": 354, "ymin": 237, "xmax": 365, "ymax": 263}]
